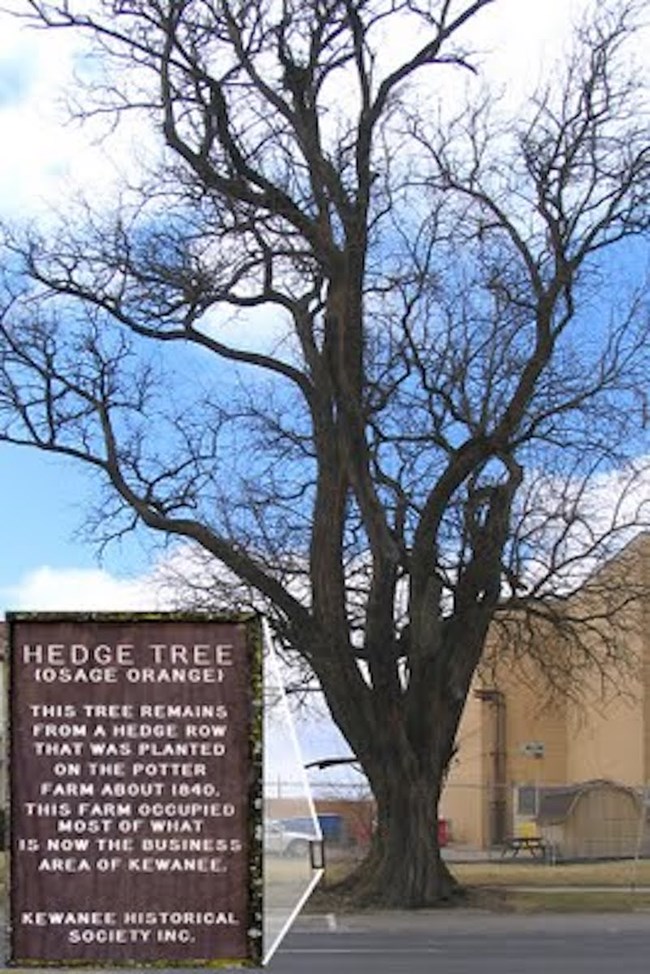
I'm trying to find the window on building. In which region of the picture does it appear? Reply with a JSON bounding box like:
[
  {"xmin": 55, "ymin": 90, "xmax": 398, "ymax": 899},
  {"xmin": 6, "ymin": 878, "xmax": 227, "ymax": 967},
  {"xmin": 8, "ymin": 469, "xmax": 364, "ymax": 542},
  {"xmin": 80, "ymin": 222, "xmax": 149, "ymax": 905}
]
[{"xmin": 516, "ymin": 785, "xmax": 538, "ymax": 817}]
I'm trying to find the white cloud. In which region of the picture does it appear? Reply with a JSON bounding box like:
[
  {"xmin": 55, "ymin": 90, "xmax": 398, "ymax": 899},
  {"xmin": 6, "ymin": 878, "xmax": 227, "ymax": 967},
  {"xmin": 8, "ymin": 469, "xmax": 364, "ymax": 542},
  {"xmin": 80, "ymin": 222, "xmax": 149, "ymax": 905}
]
[
  {"xmin": 0, "ymin": 0, "xmax": 623, "ymax": 220},
  {"xmin": 0, "ymin": 5, "xmax": 152, "ymax": 218},
  {"xmin": 0, "ymin": 542, "xmax": 246, "ymax": 617},
  {"xmin": 467, "ymin": 0, "xmax": 586, "ymax": 83},
  {"xmin": 0, "ymin": 564, "xmax": 166, "ymax": 613}
]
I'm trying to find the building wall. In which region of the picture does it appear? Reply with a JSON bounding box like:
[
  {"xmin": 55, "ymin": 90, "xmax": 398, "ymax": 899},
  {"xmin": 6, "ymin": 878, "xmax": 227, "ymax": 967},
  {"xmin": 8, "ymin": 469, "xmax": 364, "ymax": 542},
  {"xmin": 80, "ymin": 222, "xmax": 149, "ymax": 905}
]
[
  {"xmin": 640, "ymin": 542, "xmax": 650, "ymax": 783},
  {"xmin": 442, "ymin": 659, "xmax": 567, "ymax": 847},
  {"xmin": 500, "ymin": 660, "xmax": 567, "ymax": 787},
  {"xmin": 565, "ymin": 537, "xmax": 650, "ymax": 786},
  {"xmin": 440, "ymin": 690, "xmax": 489, "ymax": 846},
  {"xmin": 566, "ymin": 674, "xmax": 644, "ymax": 785},
  {"xmin": 443, "ymin": 534, "xmax": 650, "ymax": 848}
]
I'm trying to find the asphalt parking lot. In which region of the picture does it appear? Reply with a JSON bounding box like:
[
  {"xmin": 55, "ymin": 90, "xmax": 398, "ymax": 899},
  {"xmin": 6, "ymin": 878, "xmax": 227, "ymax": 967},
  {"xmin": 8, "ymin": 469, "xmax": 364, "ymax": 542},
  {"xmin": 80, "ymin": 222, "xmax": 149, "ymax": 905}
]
[{"xmin": 268, "ymin": 910, "xmax": 650, "ymax": 973}]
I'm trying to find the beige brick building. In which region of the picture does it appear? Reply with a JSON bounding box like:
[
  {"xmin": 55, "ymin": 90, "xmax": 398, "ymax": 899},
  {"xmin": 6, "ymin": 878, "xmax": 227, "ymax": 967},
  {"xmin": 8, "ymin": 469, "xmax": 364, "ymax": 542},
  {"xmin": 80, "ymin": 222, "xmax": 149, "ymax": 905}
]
[{"xmin": 441, "ymin": 533, "xmax": 650, "ymax": 848}]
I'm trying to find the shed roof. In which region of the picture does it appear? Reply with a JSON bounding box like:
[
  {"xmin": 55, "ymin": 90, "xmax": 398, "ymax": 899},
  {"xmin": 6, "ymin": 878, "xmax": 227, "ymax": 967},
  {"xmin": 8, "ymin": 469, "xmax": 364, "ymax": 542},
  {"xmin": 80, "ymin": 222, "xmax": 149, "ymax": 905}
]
[{"xmin": 537, "ymin": 779, "xmax": 640, "ymax": 826}]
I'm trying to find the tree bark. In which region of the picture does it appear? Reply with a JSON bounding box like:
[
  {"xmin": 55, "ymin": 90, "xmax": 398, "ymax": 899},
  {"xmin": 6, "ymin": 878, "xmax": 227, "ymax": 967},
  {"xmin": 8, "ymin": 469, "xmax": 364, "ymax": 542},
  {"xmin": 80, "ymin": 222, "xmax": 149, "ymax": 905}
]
[{"xmin": 333, "ymin": 741, "xmax": 462, "ymax": 907}]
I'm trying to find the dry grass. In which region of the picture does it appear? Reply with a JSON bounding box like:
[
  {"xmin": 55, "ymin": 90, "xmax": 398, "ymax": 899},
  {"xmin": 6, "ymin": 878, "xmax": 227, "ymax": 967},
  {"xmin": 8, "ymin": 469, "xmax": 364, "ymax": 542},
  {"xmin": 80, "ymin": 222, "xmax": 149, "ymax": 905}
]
[
  {"xmin": 451, "ymin": 857, "xmax": 650, "ymax": 888},
  {"xmin": 265, "ymin": 855, "xmax": 318, "ymax": 883},
  {"xmin": 321, "ymin": 855, "xmax": 650, "ymax": 890},
  {"xmin": 305, "ymin": 855, "xmax": 650, "ymax": 914},
  {"xmin": 475, "ymin": 889, "xmax": 650, "ymax": 913}
]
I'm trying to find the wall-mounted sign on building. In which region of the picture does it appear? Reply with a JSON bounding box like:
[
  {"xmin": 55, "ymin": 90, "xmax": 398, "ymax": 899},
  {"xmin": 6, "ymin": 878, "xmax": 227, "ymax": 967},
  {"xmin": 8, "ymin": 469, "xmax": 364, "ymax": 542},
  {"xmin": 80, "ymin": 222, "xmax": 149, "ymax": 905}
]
[
  {"xmin": 521, "ymin": 741, "xmax": 545, "ymax": 759},
  {"xmin": 8, "ymin": 612, "xmax": 263, "ymax": 967}
]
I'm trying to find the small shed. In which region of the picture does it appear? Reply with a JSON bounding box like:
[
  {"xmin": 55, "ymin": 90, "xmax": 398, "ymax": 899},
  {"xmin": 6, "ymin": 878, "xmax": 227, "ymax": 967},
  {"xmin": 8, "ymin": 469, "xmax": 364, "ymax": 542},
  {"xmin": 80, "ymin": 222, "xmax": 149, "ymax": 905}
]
[{"xmin": 537, "ymin": 779, "xmax": 643, "ymax": 860}]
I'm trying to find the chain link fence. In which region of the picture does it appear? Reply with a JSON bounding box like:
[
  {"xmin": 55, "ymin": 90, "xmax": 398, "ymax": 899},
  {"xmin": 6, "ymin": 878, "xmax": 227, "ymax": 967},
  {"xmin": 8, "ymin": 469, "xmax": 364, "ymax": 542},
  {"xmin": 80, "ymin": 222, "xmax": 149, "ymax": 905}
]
[
  {"xmin": 267, "ymin": 775, "xmax": 650, "ymax": 866},
  {"xmin": 441, "ymin": 778, "xmax": 650, "ymax": 863}
]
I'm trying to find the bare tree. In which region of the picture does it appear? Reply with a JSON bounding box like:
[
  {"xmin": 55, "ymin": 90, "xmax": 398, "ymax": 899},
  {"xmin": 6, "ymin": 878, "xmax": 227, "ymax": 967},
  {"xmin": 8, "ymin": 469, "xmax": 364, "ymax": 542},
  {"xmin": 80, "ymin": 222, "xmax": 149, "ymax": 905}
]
[{"xmin": 1, "ymin": 0, "xmax": 649, "ymax": 905}]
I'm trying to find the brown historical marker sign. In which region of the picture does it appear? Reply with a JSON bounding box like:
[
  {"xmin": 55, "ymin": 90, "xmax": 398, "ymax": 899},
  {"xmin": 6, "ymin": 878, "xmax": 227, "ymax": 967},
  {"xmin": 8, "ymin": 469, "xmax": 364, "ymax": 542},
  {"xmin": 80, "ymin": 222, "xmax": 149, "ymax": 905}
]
[{"xmin": 8, "ymin": 613, "xmax": 263, "ymax": 967}]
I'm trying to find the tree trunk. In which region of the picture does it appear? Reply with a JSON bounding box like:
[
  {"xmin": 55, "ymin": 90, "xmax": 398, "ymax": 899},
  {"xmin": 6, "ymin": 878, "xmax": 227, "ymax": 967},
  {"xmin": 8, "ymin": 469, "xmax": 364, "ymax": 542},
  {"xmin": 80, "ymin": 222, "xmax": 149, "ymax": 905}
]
[
  {"xmin": 334, "ymin": 762, "xmax": 461, "ymax": 907},
  {"xmin": 319, "ymin": 670, "xmax": 467, "ymax": 908}
]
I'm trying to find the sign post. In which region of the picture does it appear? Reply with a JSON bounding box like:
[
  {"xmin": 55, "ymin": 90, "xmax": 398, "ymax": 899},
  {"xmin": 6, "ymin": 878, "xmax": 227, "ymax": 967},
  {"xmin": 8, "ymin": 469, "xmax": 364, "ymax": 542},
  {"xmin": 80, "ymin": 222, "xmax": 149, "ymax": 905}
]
[{"xmin": 8, "ymin": 612, "xmax": 263, "ymax": 967}]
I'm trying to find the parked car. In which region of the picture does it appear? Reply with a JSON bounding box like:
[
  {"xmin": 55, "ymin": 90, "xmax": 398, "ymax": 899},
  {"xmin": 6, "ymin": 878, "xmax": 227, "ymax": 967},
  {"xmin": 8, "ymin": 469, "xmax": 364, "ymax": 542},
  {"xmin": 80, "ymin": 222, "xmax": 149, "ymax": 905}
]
[{"xmin": 264, "ymin": 819, "xmax": 314, "ymax": 858}]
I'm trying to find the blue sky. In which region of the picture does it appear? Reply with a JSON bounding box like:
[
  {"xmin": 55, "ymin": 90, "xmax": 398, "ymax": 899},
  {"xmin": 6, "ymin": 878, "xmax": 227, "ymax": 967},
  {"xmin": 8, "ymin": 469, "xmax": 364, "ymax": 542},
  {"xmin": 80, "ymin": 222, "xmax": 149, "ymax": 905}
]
[
  {"xmin": 0, "ymin": 445, "xmax": 96, "ymax": 585},
  {"xmin": 0, "ymin": 0, "xmax": 645, "ymax": 615},
  {"xmin": 0, "ymin": 443, "xmax": 155, "ymax": 605}
]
